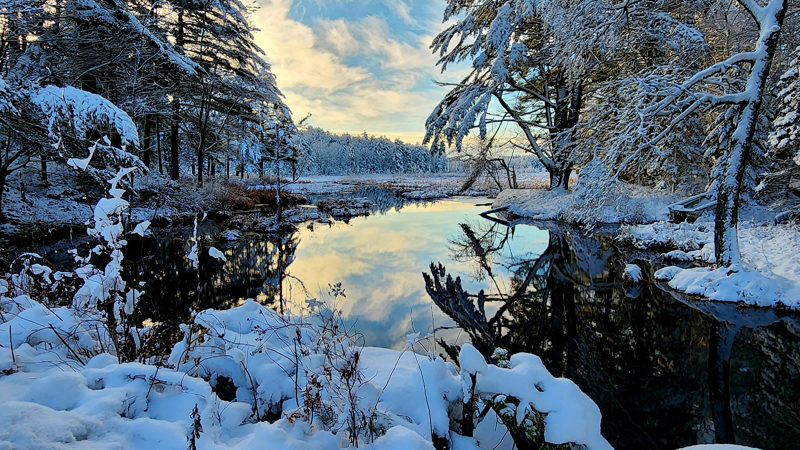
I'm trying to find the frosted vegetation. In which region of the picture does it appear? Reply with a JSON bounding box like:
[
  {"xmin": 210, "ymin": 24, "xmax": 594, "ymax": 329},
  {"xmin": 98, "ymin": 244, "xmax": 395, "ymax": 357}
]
[
  {"xmin": 1, "ymin": 0, "xmax": 800, "ymax": 448},
  {"xmin": 296, "ymin": 128, "xmax": 448, "ymax": 176},
  {"xmin": 0, "ymin": 169, "xmax": 611, "ymax": 448},
  {"xmin": 427, "ymin": 0, "xmax": 800, "ymax": 309}
]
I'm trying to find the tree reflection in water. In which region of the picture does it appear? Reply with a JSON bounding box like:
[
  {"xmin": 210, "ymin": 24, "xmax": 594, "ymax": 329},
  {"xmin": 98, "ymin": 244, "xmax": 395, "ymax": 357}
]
[
  {"xmin": 425, "ymin": 220, "xmax": 800, "ymax": 450},
  {"xmin": 128, "ymin": 230, "xmax": 300, "ymax": 332}
]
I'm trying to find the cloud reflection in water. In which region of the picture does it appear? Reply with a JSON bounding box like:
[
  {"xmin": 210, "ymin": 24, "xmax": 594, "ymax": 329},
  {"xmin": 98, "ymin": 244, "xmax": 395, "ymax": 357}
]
[{"xmin": 286, "ymin": 197, "xmax": 550, "ymax": 349}]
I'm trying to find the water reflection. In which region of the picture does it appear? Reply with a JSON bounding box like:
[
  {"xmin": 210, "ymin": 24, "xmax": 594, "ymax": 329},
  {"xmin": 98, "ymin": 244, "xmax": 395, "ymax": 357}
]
[
  {"xmin": 125, "ymin": 195, "xmax": 799, "ymax": 449},
  {"xmin": 283, "ymin": 198, "xmax": 548, "ymax": 348},
  {"xmin": 307, "ymin": 185, "xmax": 435, "ymax": 216},
  {"xmin": 128, "ymin": 197, "xmax": 548, "ymax": 350},
  {"xmin": 427, "ymin": 220, "xmax": 800, "ymax": 450},
  {"xmin": 127, "ymin": 232, "xmax": 298, "ymax": 325}
]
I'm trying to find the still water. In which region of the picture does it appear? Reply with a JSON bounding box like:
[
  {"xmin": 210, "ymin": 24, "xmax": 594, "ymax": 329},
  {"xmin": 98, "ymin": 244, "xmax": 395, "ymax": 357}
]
[{"xmin": 127, "ymin": 195, "xmax": 799, "ymax": 450}]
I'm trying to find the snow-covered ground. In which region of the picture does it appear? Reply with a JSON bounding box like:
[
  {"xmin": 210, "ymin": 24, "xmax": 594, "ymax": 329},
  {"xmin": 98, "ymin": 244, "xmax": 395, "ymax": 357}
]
[
  {"xmin": 277, "ymin": 172, "xmax": 547, "ymax": 199},
  {"xmin": 1, "ymin": 166, "xmax": 207, "ymax": 234},
  {"xmin": 622, "ymin": 219, "xmax": 800, "ymax": 309},
  {"xmin": 0, "ymin": 295, "xmax": 612, "ymax": 449},
  {"xmin": 492, "ymin": 182, "xmax": 677, "ymax": 225}
]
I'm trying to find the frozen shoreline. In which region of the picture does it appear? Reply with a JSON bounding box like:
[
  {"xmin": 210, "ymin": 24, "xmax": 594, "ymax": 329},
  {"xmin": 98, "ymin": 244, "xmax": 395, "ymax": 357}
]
[{"xmin": 492, "ymin": 185, "xmax": 800, "ymax": 309}]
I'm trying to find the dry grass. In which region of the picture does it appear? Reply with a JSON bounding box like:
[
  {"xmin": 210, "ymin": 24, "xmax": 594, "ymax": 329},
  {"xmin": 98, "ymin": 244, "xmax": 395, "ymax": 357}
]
[{"xmin": 207, "ymin": 179, "xmax": 304, "ymax": 211}]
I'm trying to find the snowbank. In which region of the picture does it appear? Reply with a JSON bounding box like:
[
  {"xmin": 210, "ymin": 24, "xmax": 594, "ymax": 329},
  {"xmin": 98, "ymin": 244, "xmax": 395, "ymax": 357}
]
[
  {"xmin": 623, "ymin": 220, "xmax": 800, "ymax": 309},
  {"xmin": 0, "ymin": 293, "xmax": 613, "ymax": 449},
  {"xmin": 492, "ymin": 183, "xmax": 676, "ymax": 225}
]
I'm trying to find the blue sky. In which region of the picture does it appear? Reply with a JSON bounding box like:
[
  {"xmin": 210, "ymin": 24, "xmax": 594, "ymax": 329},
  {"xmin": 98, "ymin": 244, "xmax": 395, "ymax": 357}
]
[{"xmin": 253, "ymin": 0, "xmax": 467, "ymax": 144}]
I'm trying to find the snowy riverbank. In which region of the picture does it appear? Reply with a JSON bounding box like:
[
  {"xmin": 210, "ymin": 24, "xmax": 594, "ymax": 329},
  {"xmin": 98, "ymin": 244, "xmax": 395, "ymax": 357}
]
[
  {"xmin": 493, "ymin": 185, "xmax": 800, "ymax": 309},
  {"xmin": 622, "ymin": 220, "xmax": 800, "ymax": 309},
  {"xmin": 491, "ymin": 183, "xmax": 677, "ymax": 225},
  {"xmin": 0, "ymin": 168, "xmax": 516, "ymax": 243},
  {"xmin": 0, "ymin": 295, "xmax": 612, "ymax": 449}
]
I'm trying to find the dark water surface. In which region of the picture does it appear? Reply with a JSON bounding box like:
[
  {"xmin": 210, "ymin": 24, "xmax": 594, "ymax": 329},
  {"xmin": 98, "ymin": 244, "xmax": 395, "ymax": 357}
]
[{"xmin": 116, "ymin": 196, "xmax": 800, "ymax": 449}]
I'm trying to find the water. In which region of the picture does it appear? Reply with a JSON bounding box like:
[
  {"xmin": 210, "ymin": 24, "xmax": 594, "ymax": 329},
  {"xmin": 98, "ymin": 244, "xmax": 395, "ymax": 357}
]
[{"xmin": 101, "ymin": 196, "xmax": 800, "ymax": 448}]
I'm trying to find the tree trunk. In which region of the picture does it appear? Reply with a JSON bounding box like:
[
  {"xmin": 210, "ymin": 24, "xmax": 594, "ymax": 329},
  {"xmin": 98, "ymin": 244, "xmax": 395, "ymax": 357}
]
[
  {"xmin": 170, "ymin": 98, "xmax": 180, "ymax": 180},
  {"xmin": 170, "ymin": 9, "xmax": 184, "ymax": 181},
  {"xmin": 275, "ymin": 125, "xmax": 282, "ymax": 223},
  {"xmin": 40, "ymin": 157, "xmax": 48, "ymax": 186},
  {"xmin": 548, "ymin": 165, "xmax": 572, "ymax": 190},
  {"xmin": 157, "ymin": 117, "xmax": 163, "ymax": 175},
  {"xmin": 714, "ymin": 0, "xmax": 786, "ymax": 267},
  {"xmin": 197, "ymin": 129, "xmax": 205, "ymax": 187},
  {"xmin": 142, "ymin": 116, "xmax": 152, "ymax": 168},
  {"xmin": 0, "ymin": 172, "xmax": 6, "ymax": 222}
]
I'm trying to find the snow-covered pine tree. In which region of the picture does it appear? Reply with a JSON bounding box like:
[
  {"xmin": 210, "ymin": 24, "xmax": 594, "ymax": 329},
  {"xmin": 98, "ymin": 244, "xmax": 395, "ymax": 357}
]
[{"xmin": 765, "ymin": 45, "xmax": 800, "ymax": 214}]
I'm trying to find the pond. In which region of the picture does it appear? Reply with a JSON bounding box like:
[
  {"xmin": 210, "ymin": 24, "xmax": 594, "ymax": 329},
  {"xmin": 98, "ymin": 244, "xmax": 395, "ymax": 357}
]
[{"xmin": 119, "ymin": 196, "xmax": 800, "ymax": 449}]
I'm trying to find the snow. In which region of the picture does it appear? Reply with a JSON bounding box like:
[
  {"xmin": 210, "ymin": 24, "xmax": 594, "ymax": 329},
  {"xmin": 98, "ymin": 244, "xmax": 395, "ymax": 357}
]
[
  {"xmin": 209, "ymin": 246, "xmax": 227, "ymax": 262},
  {"xmin": 626, "ymin": 219, "xmax": 800, "ymax": 309},
  {"xmin": 656, "ymin": 265, "xmax": 800, "ymax": 308},
  {"xmin": 0, "ymin": 288, "xmax": 612, "ymax": 449},
  {"xmin": 458, "ymin": 344, "xmax": 488, "ymax": 376},
  {"xmin": 492, "ymin": 183, "xmax": 676, "ymax": 224},
  {"xmin": 679, "ymin": 446, "xmax": 759, "ymax": 450},
  {"xmin": 131, "ymin": 220, "xmax": 151, "ymax": 236},
  {"xmin": 31, "ymin": 85, "xmax": 139, "ymax": 148},
  {"xmin": 475, "ymin": 352, "xmax": 612, "ymax": 450},
  {"xmin": 623, "ymin": 264, "xmax": 643, "ymax": 282}
]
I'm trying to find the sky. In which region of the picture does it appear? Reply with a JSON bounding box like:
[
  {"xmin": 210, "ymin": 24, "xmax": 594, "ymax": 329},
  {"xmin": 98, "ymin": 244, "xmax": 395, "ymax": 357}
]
[{"xmin": 252, "ymin": 0, "xmax": 467, "ymax": 144}]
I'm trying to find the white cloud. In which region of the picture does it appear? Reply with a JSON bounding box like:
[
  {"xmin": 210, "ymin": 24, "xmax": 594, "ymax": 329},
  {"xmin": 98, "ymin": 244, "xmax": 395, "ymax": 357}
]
[
  {"xmin": 252, "ymin": 0, "xmax": 463, "ymax": 139},
  {"xmin": 253, "ymin": 0, "xmax": 369, "ymax": 92}
]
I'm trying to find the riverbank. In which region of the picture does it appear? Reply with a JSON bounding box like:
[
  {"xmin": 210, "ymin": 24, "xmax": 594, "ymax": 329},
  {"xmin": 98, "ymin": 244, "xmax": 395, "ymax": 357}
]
[
  {"xmin": 490, "ymin": 182, "xmax": 677, "ymax": 225},
  {"xmin": 0, "ymin": 167, "xmax": 525, "ymax": 262},
  {"xmin": 491, "ymin": 184, "xmax": 800, "ymax": 309}
]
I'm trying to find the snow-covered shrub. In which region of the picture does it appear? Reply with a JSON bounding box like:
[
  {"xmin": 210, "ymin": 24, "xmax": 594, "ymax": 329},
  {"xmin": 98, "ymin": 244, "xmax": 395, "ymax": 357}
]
[
  {"xmin": 169, "ymin": 283, "xmax": 391, "ymax": 446},
  {"xmin": 2, "ymin": 254, "xmax": 74, "ymax": 306},
  {"xmin": 29, "ymin": 85, "xmax": 146, "ymax": 186},
  {"xmin": 68, "ymin": 166, "xmax": 151, "ymax": 361},
  {"xmin": 458, "ymin": 343, "xmax": 612, "ymax": 449}
]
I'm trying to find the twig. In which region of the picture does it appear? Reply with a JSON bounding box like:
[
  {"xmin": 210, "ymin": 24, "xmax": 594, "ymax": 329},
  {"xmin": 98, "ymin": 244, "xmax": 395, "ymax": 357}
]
[
  {"xmin": 145, "ymin": 366, "xmax": 160, "ymax": 400},
  {"xmin": 410, "ymin": 344, "xmax": 435, "ymax": 440},
  {"xmin": 48, "ymin": 324, "xmax": 85, "ymax": 365},
  {"xmin": 9, "ymin": 326, "xmax": 15, "ymax": 365},
  {"xmin": 95, "ymin": 324, "xmax": 105, "ymax": 354},
  {"xmin": 241, "ymin": 361, "xmax": 261, "ymax": 421}
]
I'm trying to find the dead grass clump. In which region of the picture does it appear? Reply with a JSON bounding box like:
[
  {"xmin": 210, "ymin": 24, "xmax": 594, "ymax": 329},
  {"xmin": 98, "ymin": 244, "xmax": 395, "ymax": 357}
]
[{"xmin": 209, "ymin": 180, "xmax": 305, "ymax": 211}]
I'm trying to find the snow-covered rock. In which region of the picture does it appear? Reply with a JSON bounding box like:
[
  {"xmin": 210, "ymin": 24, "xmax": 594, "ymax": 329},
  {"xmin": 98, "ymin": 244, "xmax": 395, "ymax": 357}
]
[{"xmin": 623, "ymin": 264, "xmax": 643, "ymax": 283}]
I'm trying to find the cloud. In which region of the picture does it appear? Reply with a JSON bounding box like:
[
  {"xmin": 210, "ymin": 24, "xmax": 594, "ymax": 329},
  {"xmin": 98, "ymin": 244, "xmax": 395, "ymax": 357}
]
[
  {"xmin": 252, "ymin": 0, "xmax": 465, "ymax": 140},
  {"xmin": 253, "ymin": 0, "xmax": 369, "ymax": 92}
]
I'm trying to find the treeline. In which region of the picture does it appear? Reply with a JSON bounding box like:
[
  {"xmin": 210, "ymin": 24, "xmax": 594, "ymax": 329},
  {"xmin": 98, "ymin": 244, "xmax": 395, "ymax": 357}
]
[
  {"xmin": 296, "ymin": 127, "xmax": 448, "ymax": 175},
  {"xmin": 0, "ymin": 0, "xmax": 293, "ymax": 219}
]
